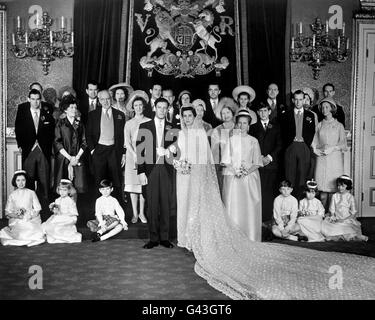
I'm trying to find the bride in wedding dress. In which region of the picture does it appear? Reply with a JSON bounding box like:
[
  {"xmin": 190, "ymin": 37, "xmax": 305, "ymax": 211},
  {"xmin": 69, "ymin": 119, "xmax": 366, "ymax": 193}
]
[{"xmin": 176, "ymin": 106, "xmax": 375, "ymax": 300}]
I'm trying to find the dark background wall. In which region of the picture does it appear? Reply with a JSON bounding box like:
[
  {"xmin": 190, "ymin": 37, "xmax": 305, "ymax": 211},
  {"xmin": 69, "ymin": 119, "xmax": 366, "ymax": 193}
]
[
  {"xmin": 290, "ymin": 0, "xmax": 359, "ymax": 129},
  {"xmin": 6, "ymin": 0, "xmax": 73, "ymax": 127}
]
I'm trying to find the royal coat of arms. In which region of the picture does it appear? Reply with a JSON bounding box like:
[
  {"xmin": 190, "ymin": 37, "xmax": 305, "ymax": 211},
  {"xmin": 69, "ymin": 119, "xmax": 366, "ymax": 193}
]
[{"xmin": 135, "ymin": 0, "xmax": 234, "ymax": 78}]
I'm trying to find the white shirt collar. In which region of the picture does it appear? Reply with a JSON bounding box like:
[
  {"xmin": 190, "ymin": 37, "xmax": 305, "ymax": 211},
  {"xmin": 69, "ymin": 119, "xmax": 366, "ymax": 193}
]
[
  {"xmin": 30, "ymin": 107, "xmax": 40, "ymax": 115},
  {"xmin": 154, "ymin": 117, "xmax": 165, "ymax": 126},
  {"xmin": 89, "ymin": 98, "xmax": 97, "ymax": 104},
  {"xmin": 267, "ymin": 98, "xmax": 276, "ymax": 105},
  {"xmin": 210, "ymin": 98, "xmax": 219, "ymax": 104},
  {"xmin": 102, "ymin": 107, "xmax": 112, "ymax": 116},
  {"xmin": 294, "ymin": 108, "xmax": 304, "ymax": 115},
  {"xmin": 261, "ymin": 120, "xmax": 269, "ymax": 126}
]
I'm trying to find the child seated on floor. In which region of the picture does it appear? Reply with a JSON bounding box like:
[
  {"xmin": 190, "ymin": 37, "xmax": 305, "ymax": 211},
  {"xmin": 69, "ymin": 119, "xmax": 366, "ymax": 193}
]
[
  {"xmin": 42, "ymin": 179, "xmax": 82, "ymax": 244},
  {"xmin": 297, "ymin": 180, "xmax": 325, "ymax": 242},
  {"xmin": 272, "ymin": 180, "xmax": 304, "ymax": 241},
  {"xmin": 87, "ymin": 179, "xmax": 128, "ymax": 242},
  {"xmin": 321, "ymin": 175, "xmax": 368, "ymax": 241},
  {"xmin": 0, "ymin": 170, "xmax": 45, "ymax": 247}
]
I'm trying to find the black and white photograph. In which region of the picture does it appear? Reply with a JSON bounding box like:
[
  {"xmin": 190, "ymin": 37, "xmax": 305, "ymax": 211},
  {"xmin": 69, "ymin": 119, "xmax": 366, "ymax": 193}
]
[{"xmin": 0, "ymin": 0, "xmax": 375, "ymax": 305}]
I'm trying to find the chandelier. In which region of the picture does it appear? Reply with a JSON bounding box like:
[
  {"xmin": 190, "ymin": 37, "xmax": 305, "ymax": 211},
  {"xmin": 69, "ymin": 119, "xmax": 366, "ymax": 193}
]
[
  {"xmin": 11, "ymin": 12, "xmax": 74, "ymax": 75},
  {"xmin": 290, "ymin": 17, "xmax": 350, "ymax": 80}
]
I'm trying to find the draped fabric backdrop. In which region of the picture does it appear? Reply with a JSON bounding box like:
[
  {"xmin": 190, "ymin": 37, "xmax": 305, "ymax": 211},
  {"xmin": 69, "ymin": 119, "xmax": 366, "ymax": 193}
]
[
  {"xmin": 72, "ymin": 0, "xmax": 290, "ymax": 105},
  {"xmin": 240, "ymin": 0, "xmax": 290, "ymax": 105},
  {"xmin": 126, "ymin": 0, "xmax": 239, "ymax": 99},
  {"xmin": 73, "ymin": 0, "xmax": 123, "ymax": 100}
]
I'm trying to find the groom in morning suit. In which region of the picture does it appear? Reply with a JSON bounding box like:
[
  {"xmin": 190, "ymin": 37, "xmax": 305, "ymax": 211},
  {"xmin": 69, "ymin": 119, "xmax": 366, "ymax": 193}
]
[
  {"xmin": 136, "ymin": 97, "xmax": 179, "ymax": 249},
  {"xmin": 281, "ymin": 90, "xmax": 316, "ymax": 199},
  {"xmin": 15, "ymin": 88, "xmax": 55, "ymax": 218}
]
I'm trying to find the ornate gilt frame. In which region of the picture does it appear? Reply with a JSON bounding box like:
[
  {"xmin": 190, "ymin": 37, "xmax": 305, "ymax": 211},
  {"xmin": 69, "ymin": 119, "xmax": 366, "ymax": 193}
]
[{"xmin": 0, "ymin": 5, "xmax": 6, "ymax": 215}]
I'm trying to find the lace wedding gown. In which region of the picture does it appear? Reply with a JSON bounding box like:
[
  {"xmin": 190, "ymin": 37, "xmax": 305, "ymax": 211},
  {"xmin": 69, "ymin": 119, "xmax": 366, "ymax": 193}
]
[{"xmin": 177, "ymin": 125, "xmax": 375, "ymax": 300}]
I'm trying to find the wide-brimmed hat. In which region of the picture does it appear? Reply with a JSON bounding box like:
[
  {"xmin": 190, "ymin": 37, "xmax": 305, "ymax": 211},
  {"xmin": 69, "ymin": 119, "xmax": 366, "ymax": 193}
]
[
  {"xmin": 58, "ymin": 86, "xmax": 77, "ymax": 101},
  {"xmin": 125, "ymin": 90, "xmax": 149, "ymax": 111},
  {"xmin": 318, "ymin": 96, "xmax": 337, "ymax": 114},
  {"xmin": 215, "ymin": 97, "xmax": 238, "ymax": 120},
  {"xmin": 235, "ymin": 108, "xmax": 253, "ymax": 121},
  {"xmin": 302, "ymin": 87, "xmax": 315, "ymax": 104},
  {"xmin": 232, "ymin": 85, "xmax": 256, "ymax": 103},
  {"xmin": 192, "ymin": 99, "xmax": 206, "ymax": 111},
  {"xmin": 109, "ymin": 82, "xmax": 134, "ymax": 101}
]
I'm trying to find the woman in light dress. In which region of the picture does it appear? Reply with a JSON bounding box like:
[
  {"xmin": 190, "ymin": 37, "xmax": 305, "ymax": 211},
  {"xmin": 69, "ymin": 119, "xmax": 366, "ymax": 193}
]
[
  {"xmin": 124, "ymin": 91, "xmax": 151, "ymax": 224},
  {"xmin": 0, "ymin": 170, "xmax": 45, "ymax": 247},
  {"xmin": 42, "ymin": 179, "xmax": 81, "ymax": 243},
  {"xmin": 109, "ymin": 83, "xmax": 134, "ymax": 121},
  {"xmin": 175, "ymin": 108, "xmax": 375, "ymax": 299},
  {"xmin": 321, "ymin": 175, "xmax": 368, "ymax": 241},
  {"xmin": 232, "ymin": 85, "xmax": 257, "ymax": 125},
  {"xmin": 221, "ymin": 109, "xmax": 263, "ymax": 241},
  {"xmin": 211, "ymin": 98, "xmax": 237, "ymax": 195},
  {"xmin": 312, "ymin": 97, "xmax": 347, "ymax": 209}
]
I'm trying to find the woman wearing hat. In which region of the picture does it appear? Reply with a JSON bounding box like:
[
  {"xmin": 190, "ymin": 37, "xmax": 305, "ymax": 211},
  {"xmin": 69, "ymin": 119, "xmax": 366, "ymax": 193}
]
[
  {"xmin": 192, "ymin": 99, "xmax": 212, "ymax": 133},
  {"xmin": 232, "ymin": 85, "xmax": 258, "ymax": 125},
  {"xmin": 54, "ymin": 94, "xmax": 88, "ymax": 216},
  {"xmin": 312, "ymin": 97, "xmax": 347, "ymax": 209},
  {"xmin": 221, "ymin": 109, "xmax": 263, "ymax": 241},
  {"xmin": 124, "ymin": 91, "xmax": 151, "ymax": 224},
  {"xmin": 211, "ymin": 98, "xmax": 238, "ymax": 196},
  {"xmin": 177, "ymin": 90, "xmax": 192, "ymax": 109},
  {"xmin": 109, "ymin": 83, "xmax": 134, "ymax": 121}
]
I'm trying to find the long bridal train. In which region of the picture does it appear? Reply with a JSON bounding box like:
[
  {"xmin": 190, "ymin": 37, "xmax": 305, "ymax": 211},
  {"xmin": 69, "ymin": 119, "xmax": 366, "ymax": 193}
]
[{"xmin": 176, "ymin": 127, "xmax": 375, "ymax": 300}]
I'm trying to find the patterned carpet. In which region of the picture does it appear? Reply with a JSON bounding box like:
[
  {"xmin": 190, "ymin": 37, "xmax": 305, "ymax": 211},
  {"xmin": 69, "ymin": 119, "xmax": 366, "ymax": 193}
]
[{"xmin": 0, "ymin": 238, "xmax": 230, "ymax": 300}]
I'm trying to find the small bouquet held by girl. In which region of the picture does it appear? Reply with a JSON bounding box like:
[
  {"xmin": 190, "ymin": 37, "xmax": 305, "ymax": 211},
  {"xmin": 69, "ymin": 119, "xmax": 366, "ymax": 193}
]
[
  {"xmin": 234, "ymin": 163, "xmax": 251, "ymax": 178},
  {"xmin": 173, "ymin": 158, "xmax": 192, "ymax": 175}
]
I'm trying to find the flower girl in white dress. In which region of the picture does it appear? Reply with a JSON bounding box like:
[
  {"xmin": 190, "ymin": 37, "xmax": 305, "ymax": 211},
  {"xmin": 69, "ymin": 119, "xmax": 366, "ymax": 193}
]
[
  {"xmin": 42, "ymin": 179, "xmax": 82, "ymax": 243},
  {"xmin": 0, "ymin": 170, "xmax": 45, "ymax": 246}
]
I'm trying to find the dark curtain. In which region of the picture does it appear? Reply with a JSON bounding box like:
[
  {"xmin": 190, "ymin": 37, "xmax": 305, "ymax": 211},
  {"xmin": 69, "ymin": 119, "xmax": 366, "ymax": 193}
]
[
  {"xmin": 242, "ymin": 0, "xmax": 289, "ymax": 105},
  {"xmin": 73, "ymin": 0, "xmax": 123, "ymax": 100}
]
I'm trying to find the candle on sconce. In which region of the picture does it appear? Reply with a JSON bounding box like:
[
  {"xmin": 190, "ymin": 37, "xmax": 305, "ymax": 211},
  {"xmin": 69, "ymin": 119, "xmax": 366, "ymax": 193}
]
[
  {"xmin": 36, "ymin": 12, "xmax": 39, "ymax": 28},
  {"xmin": 291, "ymin": 37, "xmax": 295, "ymax": 49},
  {"xmin": 312, "ymin": 34, "xmax": 315, "ymax": 47},
  {"xmin": 342, "ymin": 22, "xmax": 345, "ymax": 36},
  {"xmin": 337, "ymin": 36, "xmax": 340, "ymax": 49},
  {"xmin": 61, "ymin": 16, "xmax": 65, "ymax": 29},
  {"xmin": 71, "ymin": 31, "xmax": 74, "ymax": 46},
  {"xmin": 25, "ymin": 31, "xmax": 28, "ymax": 45},
  {"xmin": 346, "ymin": 38, "xmax": 349, "ymax": 50},
  {"xmin": 50, "ymin": 30, "xmax": 53, "ymax": 44},
  {"xmin": 12, "ymin": 33, "xmax": 15, "ymax": 46},
  {"xmin": 16, "ymin": 16, "xmax": 21, "ymax": 29},
  {"xmin": 317, "ymin": 57, "xmax": 320, "ymax": 64},
  {"xmin": 326, "ymin": 20, "xmax": 329, "ymax": 33},
  {"xmin": 299, "ymin": 22, "xmax": 302, "ymax": 34}
]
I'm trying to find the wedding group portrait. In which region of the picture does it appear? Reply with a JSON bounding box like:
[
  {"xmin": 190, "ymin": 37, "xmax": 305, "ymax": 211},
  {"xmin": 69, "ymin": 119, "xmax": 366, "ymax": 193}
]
[{"xmin": 0, "ymin": 0, "xmax": 374, "ymax": 303}]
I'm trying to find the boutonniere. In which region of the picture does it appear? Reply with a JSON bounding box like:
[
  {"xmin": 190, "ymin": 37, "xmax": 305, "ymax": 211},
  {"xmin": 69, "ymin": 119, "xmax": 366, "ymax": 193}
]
[
  {"xmin": 306, "ymin": 117, "xmax": 312, "ymax": 122},
  {"xmin": 175, "ymin": 114, "xmax": 180, "ymax": 119},
  {"xmin": 74, "ymin": 118, "xmax": 80, "ymax": 126},
  {"xmin": 268, "ymin": 123, "xmax": 273, "ymax": 129},
  {"xmin": 41, "ymin": 115, "xmax": 45, "ymax": 121}
]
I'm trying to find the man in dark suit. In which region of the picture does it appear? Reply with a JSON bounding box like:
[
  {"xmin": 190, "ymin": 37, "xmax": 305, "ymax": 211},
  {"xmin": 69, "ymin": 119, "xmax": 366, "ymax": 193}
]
[
  {"xmin": 136, "ymin": 98, "xmax": 178, "ymax": 249},
  {"xmin": 281, "ymin": 90, "xmax": 316, "ymax": 199},
  {"xmin": 15, "ymin": 89, "xmax": 55, "ymax": 218},
  {"xmin": 86, "ymin": 90, "xmax": 126, "ymax": 205},
  {"xmin": 263, "ymin": 83, "xmax": 289, "ymax": 123},
  {"xmin": 203, "ymin": 83, "xmax": 223, "ymax": 128},
  {"xmin": 143, "ymin": 83, "xmax": 162, "ymax": 119},
  {"xmin": 250, "ymin": 102, "xmax": 283, "ymax": 222},
  {"xmin": 17, "ymin": 82, "xmax": 54, "ymax": 115},
  {"xmin": 163, "ymin": 88, "xmax": 180, "ymax": 128},
  {"xmin": 312, "ymin": 83, "xmax": 345, "ymax": 127},
  {"xmin": 80, "ymin": 80, "xmax": 99, "ymax": 125}
]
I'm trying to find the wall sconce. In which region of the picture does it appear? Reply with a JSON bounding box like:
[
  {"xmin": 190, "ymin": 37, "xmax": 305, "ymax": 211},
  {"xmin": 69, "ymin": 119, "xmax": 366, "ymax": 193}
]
[
  {"xmin": 290, "ymin": 17, "xmax": 350, "ymax": 80},
  {"xmin": 10, "ymin": 12, "xmax": 74, "ymax": 75}
]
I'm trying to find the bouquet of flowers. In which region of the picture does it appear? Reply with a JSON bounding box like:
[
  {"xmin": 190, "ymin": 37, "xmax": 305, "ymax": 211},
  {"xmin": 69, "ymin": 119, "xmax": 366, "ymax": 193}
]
[
  {"xmin": 173, "ymin": 159, "xmax": 192, "ymax": 175},
  {"xmin": 16, "ymin": 208, "xmax": 26, "ymax": 218},
  {"xmin": 49, "ymin": 202, "xmax": 60, "ymax": 214},
  {"xmin": 281, "ymin": 214, "xmax": 291, "ymax": 225},
  {"xmin": 234, "ymin": 164, "xmax": 250, "ymax": 178},
  {"xmin": 297, "ymin": 210, "xmax": 309, "ymax": 218}
]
